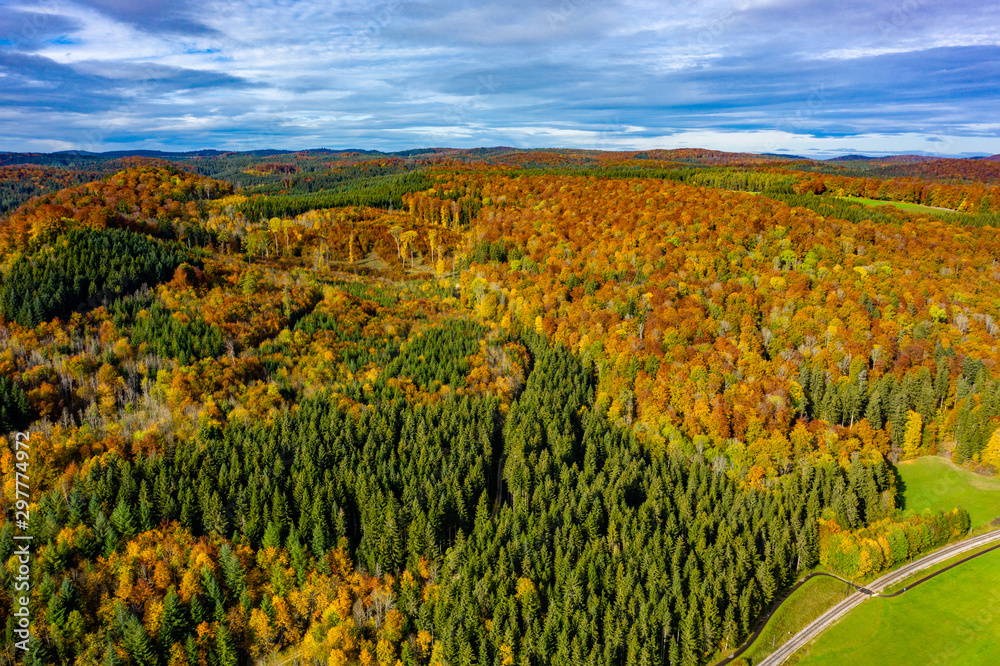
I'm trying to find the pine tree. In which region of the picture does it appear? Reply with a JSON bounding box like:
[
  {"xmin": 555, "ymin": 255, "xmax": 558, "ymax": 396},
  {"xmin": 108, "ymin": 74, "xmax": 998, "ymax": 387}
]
[
  {"xmin": 668, "ymin": 637, "xmax": 681, "ymax": 666},
  {"xmin": 865, "ymin": 389, "xmax": 884, "ymax": 430},
  {"xmin": 120, "ymin": 608, "xmax": 158, "ymax": 666},
  {"xmin": 201, "ymin": 568, "xmax": 226, "ymax": 622},
  {"xmin": 219, "ymin": 544, "xmax": 246, "ymax": 599},
  {"xmin": 288, "ymin": 532, "xmax": 310, "ymax": 585},
  {"xmin": 110, "ymin": 499, "xmax": 137, "ymax": 539},
  {"xmin": 916, "ymin": 370, "xmax": 936, "ymax": 422},
  {"xmin": 679, "ymin": 601, "xmax": 701, "ymax": 666},
  {"xmin": 214, "ymin": 624, "xmax": 239, "ymax": 666},
  {"xmin": 889, "ymin": 389, "xmax": 909, "ymax": 448},
  {"xmin": 0, "ymin": 523, "xmax": 13, "ymax": 565},
  {"xmin": 843, "ymin": 487, "xmax": 861, "ymax": 529},
  {"xmin": 102, "ymin": 642, "xmax": 122, "ymax": 666},
  {"xmin": 379, "ymin": 500, "xmax": 404, "ymax": 572},
  {"xmin": 262, "ymin": 521, "xmax": 282, "ymax": 549},
  {"xmin": 158, "ymin": 588, "xmax": 187, "ymax": 651},
  {"xmin": 184, "ymin": 636, "xmax": 198, "ymax": 665},
  {"xmin": 189, "ymin": 597, "xmax": 206, "ymax": 627},
  {"xmin": 0, "ymin": 375, "xmax": 31, "ymax": 432},
  {"xmin": 203, "ymin": 491, "xmax": 229, "ymax": 536},
  {"xmin": 934, "ymin": 357, "xmax": 950, "ymax": 408},
  {"xmin": 701, "ymin": 596, "xmax": 720, "ymax": 655}
]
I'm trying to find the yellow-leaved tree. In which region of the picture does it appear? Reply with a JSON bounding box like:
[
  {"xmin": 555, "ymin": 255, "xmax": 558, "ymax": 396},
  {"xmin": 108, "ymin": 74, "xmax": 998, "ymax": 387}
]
[
  {"xmin": 901, "ymin": 410, "xmax": 923, "ymax": 459},
  {"xmin": 982, "ymin": 426, "xmax": 1000, "ymax": 471}
]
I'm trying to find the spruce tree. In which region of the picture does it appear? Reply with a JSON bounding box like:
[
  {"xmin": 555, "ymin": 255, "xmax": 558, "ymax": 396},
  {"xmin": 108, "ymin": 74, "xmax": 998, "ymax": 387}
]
[
  {"xmin": 158, "ymin": 588, "xmax": 187, "ymax": 652},
  {"xmin": 120, "ymin": 609, "xmax": 158, "ymax": 666}
]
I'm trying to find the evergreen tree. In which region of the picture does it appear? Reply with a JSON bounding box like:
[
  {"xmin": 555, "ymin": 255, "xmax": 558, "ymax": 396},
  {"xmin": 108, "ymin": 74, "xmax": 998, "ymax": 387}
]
[
  {"xmin": 158, "ymin": 588, "xmax": 187, "ymax": 651},
  {"xmin": 120, "ymin": 608, "xmax": 158, "ymax": 666},
  {"xmin": 214, "ymin": 624, "xmax": 239, "ymax": 666},
  {"xmin": 0, "ymin": 375, "xmax": 32, "ymax": 432},
  {"xmin": 219, "ymin": 545, "xmax": 246, "ymax": 599}
]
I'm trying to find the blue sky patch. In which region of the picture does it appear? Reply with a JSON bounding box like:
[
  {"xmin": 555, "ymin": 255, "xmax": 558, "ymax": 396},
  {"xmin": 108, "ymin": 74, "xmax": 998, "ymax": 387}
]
[{"xmin": 0, "ymin": 0, "xmax": 998, "ymax": 156}]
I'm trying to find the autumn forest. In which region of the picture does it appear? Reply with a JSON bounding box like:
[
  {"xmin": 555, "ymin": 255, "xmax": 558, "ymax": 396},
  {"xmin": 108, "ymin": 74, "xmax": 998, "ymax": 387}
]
[{"xmin": 1, "ymin": 147, "xmax": 999, "ymax": 666}]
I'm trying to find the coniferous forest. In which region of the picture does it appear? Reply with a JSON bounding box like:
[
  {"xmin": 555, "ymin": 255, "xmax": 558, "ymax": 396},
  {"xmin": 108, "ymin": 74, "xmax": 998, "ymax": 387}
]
[{"xmin": 0, "ymin": 149, "xmax": 997, "ymax": 665}]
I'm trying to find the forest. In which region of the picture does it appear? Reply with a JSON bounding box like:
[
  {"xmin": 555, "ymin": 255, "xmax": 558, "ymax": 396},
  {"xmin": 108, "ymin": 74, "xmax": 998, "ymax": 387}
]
[{"xmin": 0, "ymin": 148, "xmax": 997, "ymax": 665}]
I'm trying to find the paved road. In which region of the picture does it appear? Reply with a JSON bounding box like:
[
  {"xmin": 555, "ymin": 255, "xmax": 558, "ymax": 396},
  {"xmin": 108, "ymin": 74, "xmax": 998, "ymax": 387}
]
[
  {"xmin": 715, "ymin": 571, "xmax": 869, "ymax": 665},
  {"xmin": 755, "ymin": 528, "xmax": 1000, "ymax": 666}
]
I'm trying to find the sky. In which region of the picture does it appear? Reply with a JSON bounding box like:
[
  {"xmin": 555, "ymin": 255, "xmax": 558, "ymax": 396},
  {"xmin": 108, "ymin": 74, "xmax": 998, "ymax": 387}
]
[{"xmin": 1, "ymin": 0, "xmax": 1000, "ymax": 157}]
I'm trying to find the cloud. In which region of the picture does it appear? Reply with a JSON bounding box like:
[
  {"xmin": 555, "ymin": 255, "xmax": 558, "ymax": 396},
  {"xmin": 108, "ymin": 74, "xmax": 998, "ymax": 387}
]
[
  {"xmin": 0, "ymin": 0, "xmax": 998, "ymax": 154},
  {"xmin": 69, "ymin": 59, "xmax": 249, "ymax": 91},
  {"xmin": 0, "ymin": 7, "xmax": 84, "ymax": 50},
  {"xmin": 0, "ymin": 52, "xmax": 119, "ymax": 113},
  {"xmin": 0, "ymin": 51, "xmax": 248, "ymax": 110},
  {"xmin": 377, "ymin": 0, "xmax": 625, "ymax": 47},
  {"xmin": 67, "ymin": 0, "xmax": 220, "ymax": 36}
]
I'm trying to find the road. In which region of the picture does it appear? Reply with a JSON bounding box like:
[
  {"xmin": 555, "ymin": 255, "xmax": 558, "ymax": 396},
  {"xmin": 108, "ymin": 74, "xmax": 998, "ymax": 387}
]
[{"xmin": 755, "ymin": 528, "xmax": 1000, "ymax": 665}]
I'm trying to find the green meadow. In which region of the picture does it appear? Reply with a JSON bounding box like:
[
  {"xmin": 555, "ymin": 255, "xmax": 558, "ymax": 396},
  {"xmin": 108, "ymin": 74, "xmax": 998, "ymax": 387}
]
[
  {"xmin": 792, "ymin": 547, "xmax": 1000, "ymax": 665},
  {"xmin": 896, "ymin": 456, "xmax": 1000, "ymax": 528},
  {"xmin": 839, "ymin": 195, "xmax": 956, "ymax": 217},
  {"xmin": 737, "ymin": 572, "xmax": 852, "ymax": 664}
]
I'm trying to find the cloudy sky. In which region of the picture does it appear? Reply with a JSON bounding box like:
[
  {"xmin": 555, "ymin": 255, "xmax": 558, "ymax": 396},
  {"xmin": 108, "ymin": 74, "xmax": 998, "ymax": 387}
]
[{"xmin": 2, "ymin": 0, "xmax": 999, "ymax": 156}]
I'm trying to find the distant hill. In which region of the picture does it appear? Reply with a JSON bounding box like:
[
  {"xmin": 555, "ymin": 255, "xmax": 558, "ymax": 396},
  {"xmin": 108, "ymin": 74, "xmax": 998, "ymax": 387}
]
[
  {"xmin": 760, "ymin": 152, "xmax": 808, "ymax": 160},
  {"xmin": 876, "ymin": 154, "xmax": 941, "ymax": 163},
  {"xmin": 48, "ymin": 148, "xmax": 385, "ymax": 158},
  {"xmin": 52, "ymin": 149, "xmax": 230, "ymax": 158},
  {"xmin": 826, "ymin": 154, "xmax": 941, "ymax": 163},
  {"xmin": 6, "ymin": 147, "xmax": 1000, "ymax": 187},
  {"xmin": 867, "ymin": 157, "xmax": 1000, "ymax": 183}
]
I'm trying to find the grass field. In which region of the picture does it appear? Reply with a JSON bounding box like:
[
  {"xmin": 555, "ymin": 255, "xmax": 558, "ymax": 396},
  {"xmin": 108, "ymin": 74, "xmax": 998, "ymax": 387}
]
[
  {"xmin": 881, "ymin": 540, "xmax": 1000, "ymax": 595},
  {"xmin": 743, "ymin": 458, "xmax": 1000, "ymax": 664},
  {"xmin": 896, "ymin": 456, "xmax": 1000, "ymax": 527},
  {"xmin": 791, "ymin": 548, "xmax": 1000, "ymax": 665},
  {"xmin": 839, "ymin": 196, "xmax": 957, "ymax": 216},
  {"xmin": 738, "ymin": 572, "xmax": 852, "ymax": 664}
]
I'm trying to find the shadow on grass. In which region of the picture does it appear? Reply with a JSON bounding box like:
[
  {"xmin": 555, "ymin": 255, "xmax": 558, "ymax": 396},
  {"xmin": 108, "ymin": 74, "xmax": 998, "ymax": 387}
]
[{"xmin": 893, "ymin": 463, "xmax": 907, "ymax": 512}]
